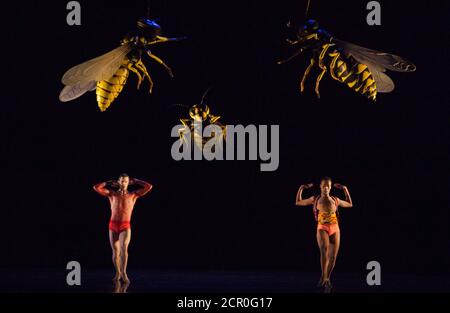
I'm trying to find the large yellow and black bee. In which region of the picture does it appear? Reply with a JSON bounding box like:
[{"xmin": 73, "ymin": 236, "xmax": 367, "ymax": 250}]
[
  {"xmin": 59, "ymin": 18, "xmax": 185, "ymax": 111},
  {"xmin": 177, "ymin": 92, "xmax": 226, "ymax": 151},
  {"xmin": 278, "ymin": 20, "xmax": 416, "ymax": 101}
]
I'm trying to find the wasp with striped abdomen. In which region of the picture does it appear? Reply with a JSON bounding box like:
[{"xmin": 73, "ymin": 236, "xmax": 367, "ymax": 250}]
[
  {"xmin": 59, "ymin": 18, "xmax": 185, "ymax": 111},
  {"xmin": 278, "ymin": 20, "xmax": 416, "ymax": 101},
  {"xmin": 177, "ymin": 90, "xmax": 226, "ymax": 151}
]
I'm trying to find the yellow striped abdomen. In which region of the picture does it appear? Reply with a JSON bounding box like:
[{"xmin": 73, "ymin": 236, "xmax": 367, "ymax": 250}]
[
  {"xmin": 96, "ymin": 60, "xmax": 130, "ymax": 112},
  {"xmin": 328, "ymin": 51, "xmax": 377, "ymax": 101}
]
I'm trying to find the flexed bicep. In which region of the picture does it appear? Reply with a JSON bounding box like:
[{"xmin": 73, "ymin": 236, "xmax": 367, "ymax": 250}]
[
  {"xmin": 295, "ymin": 184, "xmax": 314, "ymax": 206},
  {"xmin": 336, "ymin": 197, "xmax": 352, "ymax": 208},
  {"xmin": 93, "ymin": 182, "xmax": 111, "ymax": 197},
  {"xmin": 132, "ymin": 179, "xmax": 153, "ymax": 197},
  {"xmin": 296, "ymin": 196, "xmax": 315, "ymax": 206}
]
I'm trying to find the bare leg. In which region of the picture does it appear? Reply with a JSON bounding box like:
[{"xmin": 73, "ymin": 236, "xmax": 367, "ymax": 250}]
[
  {"xmin": 113, "ymin": 280, "xmax": 122, "ymax": 293},
  {"xmin": 120, "ymin": 282, "xmax": 130, "ymax": 293},
  {"xmin": 119, "ymin": 228, "xmax": 132, "ymax": 283},
  {"xmin": 325, "ymin": 230, "xmax": 341, "ymax": 285},
  {"xmin": 316, "ymin": 229, "xmax": 330, "ymax": 287},
  {"xmin": 109, "ymin": 230, "xmax": 121, "ymax": 281}
]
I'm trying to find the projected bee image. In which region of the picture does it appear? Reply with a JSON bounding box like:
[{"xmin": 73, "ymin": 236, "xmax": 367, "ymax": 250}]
[
  {"xmin": 177, "ymin": 91, "xmax": 226, "ymax": 151},
  {"xmin": 59, "ymin": 18, "xmax": 185, "ymax": 111},
  {"xmin": 278, "ymin": 19, "xmax": 416, "ymax": 101}
]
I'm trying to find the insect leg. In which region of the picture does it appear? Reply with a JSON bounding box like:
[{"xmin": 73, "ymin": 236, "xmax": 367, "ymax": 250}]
[
  {"xmin": 277, "ymin": 48, "xmax": 304, "ymax": 65},
  {"xmin": 178, "ymin": 128, "xmax": 187, "ymax": 147},
  {"xmin": 135, "ymin": 60, "xmax": 154, "ymax": 94},
  {"xmin": 209, "ymin": 114, "xmax": 221, "ymax": 124},
  {"xmin": 179, "ymin": 119, "xmax": 191, "ymax": 147},
  {"xmin": 300, "ymin": 58, "xmax": 315, "ymax": 92},
  {"xmin": 146, "ymin": 51, "xmax": 174, "ymax": 78},
  {"xmin": 318, "ymin": 44, "xmax": 330, "ymax": 69},
  {"xmin": 314, "ymin": 44, "xmax": 331, "ymax": 98},
  {"xmin": 286, "ymin": 38, "xmax": 299, "ymax": 45},
  {"xmin": 315, "ymin": 68, "xmax": 327, "ymax": 99},
  {"xmin": 328, "ymin": 52, "xmax": 341, "ymax": 80},
  {"xmin": 148, "ymin": 35, "xmax": 187, "ymax": 45},
  {"xmin": 127, "ymin": 63, "xmax": 144, "ymax": 90}
]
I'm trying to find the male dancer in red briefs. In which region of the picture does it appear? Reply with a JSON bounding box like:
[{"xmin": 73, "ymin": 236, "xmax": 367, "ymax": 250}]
[
  {"xmin": 93, "ymin": 173, "xmax": 153, "ymax": 283},
  {"xmin": 295, "ymin": 177, "xmax": 353, "ymax": 290}
]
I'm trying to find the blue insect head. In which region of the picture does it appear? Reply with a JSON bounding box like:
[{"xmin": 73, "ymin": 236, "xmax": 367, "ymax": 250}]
[
  {"xmin": 297, "ymin": 19, "xmax": 330, "ymax": 42},
  {"xmin": 137, "ymin": 18, "xmax": 162, "ymax": 38}
]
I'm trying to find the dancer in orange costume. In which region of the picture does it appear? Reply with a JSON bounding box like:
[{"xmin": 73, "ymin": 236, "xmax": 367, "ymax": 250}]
[{"xmin": 296, "ymin": 177, "xmax": 353, "ymax": 291}]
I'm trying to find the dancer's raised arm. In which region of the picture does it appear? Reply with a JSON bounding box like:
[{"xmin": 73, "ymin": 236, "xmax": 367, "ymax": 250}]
[
  {"xmin": 333, "ymin": 183, "xmax": 353, "ymax": 208},
  {"xmin": 295, "ymin": 183, "xmax": 314, "ymax": 206}
]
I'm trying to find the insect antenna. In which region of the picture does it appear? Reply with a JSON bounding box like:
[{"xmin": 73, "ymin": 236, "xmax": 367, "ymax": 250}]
[
  {"xmin": 199, "ymin": 87, "xmax": 213, "ymax": 107},
  {"xmin": 147, "ymin": 0, "xmax": 151, "ymax": 18},
  {"xmin": 146, "ymin": 0, "xmax": 160, "ymax": 21},
  {"xmin": 305, "ymin": 0, "xmax": 311, "ymax": 18}
]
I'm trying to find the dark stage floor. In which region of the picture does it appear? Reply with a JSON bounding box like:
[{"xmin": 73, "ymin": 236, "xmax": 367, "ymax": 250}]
[{"xmin": 1, "ymin": 269, "xmax": 449, "ymax": 293}]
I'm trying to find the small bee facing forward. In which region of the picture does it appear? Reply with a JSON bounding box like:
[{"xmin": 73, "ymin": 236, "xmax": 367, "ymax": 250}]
[
  {"xmin": 59, "ymin": 18, "xmax": 185, "ymax": 111},
  {"xmin": 177, "ymin": 91, "xmax": 226, "ymax": 151},
  {"xmin": 278, "ymin": 20, "xmax": 416, "ymax": 101}
]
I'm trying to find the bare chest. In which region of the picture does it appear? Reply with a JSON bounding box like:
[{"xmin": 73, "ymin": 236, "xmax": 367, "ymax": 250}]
[
  {"xmin": 109, "ymin": 193, "xmax": 136, "ymax": 208},
  {"xmin": 317, "ymin": 197, "xmax": 336, "ymax": 213}
]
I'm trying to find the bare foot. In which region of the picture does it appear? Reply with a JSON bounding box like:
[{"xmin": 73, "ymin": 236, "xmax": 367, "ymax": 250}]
[
  {"xmin": 323, "ymin": 279, "xmax": 332, "ymax": 293},
  {"xmin": 317, "ymin": 277, "xmax": 325, "ymax": 287},
  {"xmin": 121, "ymin": 282, "xmax": 130, "ymax": 293},
  {"xmin": 122, "ymin": 273, "xmax": 130, "ymax": 284},
  {"xmin": 112, "ymin": 273, "xmax": 121, "ymax": 282},
  {"xmin": 113, "ymin": 280, "xmax": 122, "ymax": 293}
]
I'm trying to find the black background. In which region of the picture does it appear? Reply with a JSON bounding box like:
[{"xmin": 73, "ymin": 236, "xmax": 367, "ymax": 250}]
[{"xmin": 1, "ymin": 0, "xmax": 449, "ymax": 279}]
